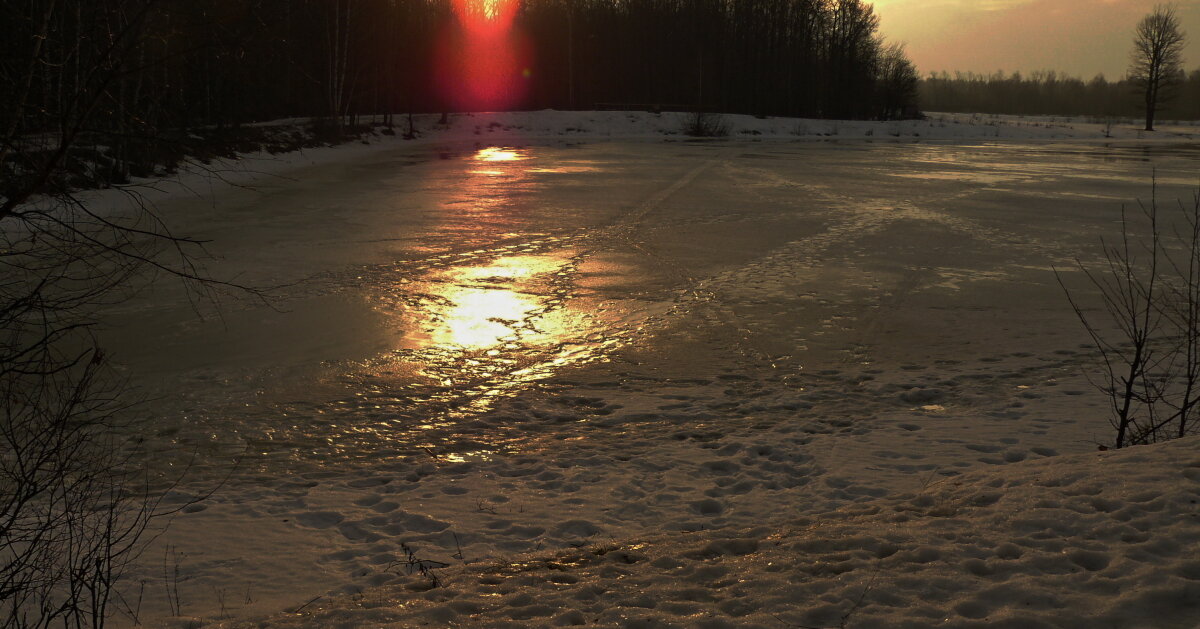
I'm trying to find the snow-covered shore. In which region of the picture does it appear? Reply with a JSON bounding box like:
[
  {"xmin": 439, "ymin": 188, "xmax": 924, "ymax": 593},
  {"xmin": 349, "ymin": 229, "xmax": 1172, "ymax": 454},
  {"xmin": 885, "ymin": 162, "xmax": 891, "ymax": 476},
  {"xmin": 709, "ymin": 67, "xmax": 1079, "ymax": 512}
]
[
  {"xmin": 91, "ymin": 111, "xmax": 1200, "ymax": 628},
  {"xmin": 233, "ymin": 437, "xmax": 1200, "ymax": 629},
  {"xmin": 103, "ymin": 109, "xmax": 1200, "ymax": 211}
]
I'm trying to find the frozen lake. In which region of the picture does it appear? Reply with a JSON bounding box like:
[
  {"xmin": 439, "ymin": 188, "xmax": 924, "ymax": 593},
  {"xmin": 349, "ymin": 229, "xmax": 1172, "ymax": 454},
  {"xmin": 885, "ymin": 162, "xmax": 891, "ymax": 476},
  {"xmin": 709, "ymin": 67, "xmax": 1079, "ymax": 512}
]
[
  {"xmin": 107, "ymin": 140, "xmax": 1200, "ymax": 465},
  {"xmin": 101, "ymin": 138, "xmax": 1200, "ymax": 623}
]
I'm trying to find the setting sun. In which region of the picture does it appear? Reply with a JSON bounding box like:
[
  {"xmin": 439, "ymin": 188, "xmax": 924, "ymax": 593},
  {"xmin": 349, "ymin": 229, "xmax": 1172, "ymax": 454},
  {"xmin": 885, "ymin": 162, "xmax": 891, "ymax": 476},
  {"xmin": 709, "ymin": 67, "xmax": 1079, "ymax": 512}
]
[
  {"xmin": 478, "ymin": 0, "xmax": 506, "ymax": 20},
  {"xmin": 453, "ymin": 0, "xmax": 519, "ymax": 33},
  {"xmin": 438, "ymin": 0, "xmax": 530, "ymax": 112}
]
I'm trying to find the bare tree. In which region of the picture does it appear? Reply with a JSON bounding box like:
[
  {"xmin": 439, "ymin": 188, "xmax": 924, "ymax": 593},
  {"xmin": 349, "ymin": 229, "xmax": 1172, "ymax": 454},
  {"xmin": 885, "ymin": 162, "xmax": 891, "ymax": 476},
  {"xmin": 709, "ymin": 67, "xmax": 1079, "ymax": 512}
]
[
  {"xmin": 1, "ymin": 3, "xmax": 250, "ymax": 625},
  {"xmin": 325, "ymin": 0, "xmax": 355, "ymax": 133},
  {"xmin": 1059, "ymin": 201, "xmax": 1166, "ymax": 449},
  {"xmin": 1130, "ymin": 4, "xmax": 1186, "ymax": 132},
  {"xmin": 876, "ymin": 41, "xmax": 919, "ymax": 120},
  {"xmin": 1058, "ymin": 181, "xmax": 1200, "ymax": 448}
]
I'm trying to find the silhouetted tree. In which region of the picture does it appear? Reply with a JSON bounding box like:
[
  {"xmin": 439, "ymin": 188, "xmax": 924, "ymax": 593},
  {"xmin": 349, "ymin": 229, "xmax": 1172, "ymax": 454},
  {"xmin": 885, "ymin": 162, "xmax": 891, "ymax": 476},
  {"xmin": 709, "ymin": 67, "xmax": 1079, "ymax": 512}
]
[
  {"xmin": 877, "ymin": 42, "xmax": 919, "ymax": 119},
  {"xmin": 1058, "ymin": 185, "xmax": 1200, "ymax": 448},
  {"xmin": 1131, "ymin": 4, "xmax": 1186, "ymax": 131},
  {"xmin": 1, "ymin": 3, "xmax": 251, "ymax": 624}
]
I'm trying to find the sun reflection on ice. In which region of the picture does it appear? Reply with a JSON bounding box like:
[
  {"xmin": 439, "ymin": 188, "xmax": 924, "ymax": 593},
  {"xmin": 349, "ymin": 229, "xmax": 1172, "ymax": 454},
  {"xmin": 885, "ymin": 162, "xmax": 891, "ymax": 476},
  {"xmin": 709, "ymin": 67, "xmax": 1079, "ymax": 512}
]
[
  {"xmin": 436, "ymin": 286, "xmax": 529, "ymax": 349},
  {"xmin": 469, "ymin": 147, "xmax": 529, "ymax": 176},
  {"xmin": 229, "ymin": 157, "xmax": 680, "ymax": 470},
  {"xmin": 476, "ymin": 147, "xmax": 526, "ymax": 162},
  {"xmin": 359, "ymin": 247, "xmax": 625, "ymax": 431},
  {"xmin": 370, "ymin": 247, "xmax": 621, "ymax": 413},
  {"xmin": 235, "ymin": 146, "xmax": 648, "ymax": 464},
  {"xmin": 427, "ymin": 254, "xmax": 576, "ymax": 352},
  {"xmin": 326, "ymin": 146, "xmax": 642, "ymax": 460}
]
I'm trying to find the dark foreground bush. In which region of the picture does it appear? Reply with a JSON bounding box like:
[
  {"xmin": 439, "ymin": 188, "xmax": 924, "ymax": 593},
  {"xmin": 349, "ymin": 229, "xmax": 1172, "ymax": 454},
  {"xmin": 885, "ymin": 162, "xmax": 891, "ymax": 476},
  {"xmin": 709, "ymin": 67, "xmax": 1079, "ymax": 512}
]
[{"xmin": 682, "ymin": 112, "xmax": 730, "ymax": 138}]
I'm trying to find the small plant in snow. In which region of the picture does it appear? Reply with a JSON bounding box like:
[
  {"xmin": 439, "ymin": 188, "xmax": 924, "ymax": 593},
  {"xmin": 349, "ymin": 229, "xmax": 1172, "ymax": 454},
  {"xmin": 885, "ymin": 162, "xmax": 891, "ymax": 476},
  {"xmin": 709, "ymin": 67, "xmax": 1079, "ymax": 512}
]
[
  {"xmin": 681, "ymin": 112, "xmax": 729, "ymax": 138},
  {"xmin": 1057, "ymin": 180, "xmax": 1200, "ymax": 448},
  {"xmin": 386, "ymin": 543, "xmax": 449, "ymax": 589}
]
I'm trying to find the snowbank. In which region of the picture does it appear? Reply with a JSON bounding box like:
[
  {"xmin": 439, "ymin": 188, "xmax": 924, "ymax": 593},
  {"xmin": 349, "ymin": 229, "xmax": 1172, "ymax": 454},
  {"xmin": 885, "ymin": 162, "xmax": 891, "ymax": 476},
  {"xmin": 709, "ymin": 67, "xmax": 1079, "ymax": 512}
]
[{"xmin": 228, "ymin": 437, "xmax": 1200, "ymax": 628}]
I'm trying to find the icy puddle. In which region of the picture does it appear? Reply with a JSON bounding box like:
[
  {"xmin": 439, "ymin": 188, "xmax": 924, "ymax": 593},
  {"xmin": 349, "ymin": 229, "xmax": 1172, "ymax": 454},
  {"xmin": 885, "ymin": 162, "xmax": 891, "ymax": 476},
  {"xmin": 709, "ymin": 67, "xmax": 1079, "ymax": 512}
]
[{"xmin": 102, "ymin": 139, "xmax": 1200, "ymax": 626}]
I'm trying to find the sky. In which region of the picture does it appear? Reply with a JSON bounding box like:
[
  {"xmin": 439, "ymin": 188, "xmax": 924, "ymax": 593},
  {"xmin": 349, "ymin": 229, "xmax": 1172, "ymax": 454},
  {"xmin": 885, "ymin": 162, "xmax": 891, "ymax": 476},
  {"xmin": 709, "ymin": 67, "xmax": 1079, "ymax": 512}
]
[{"xmin": 871, "ymin": 0, "xmax": 1200, "ymax": 79}]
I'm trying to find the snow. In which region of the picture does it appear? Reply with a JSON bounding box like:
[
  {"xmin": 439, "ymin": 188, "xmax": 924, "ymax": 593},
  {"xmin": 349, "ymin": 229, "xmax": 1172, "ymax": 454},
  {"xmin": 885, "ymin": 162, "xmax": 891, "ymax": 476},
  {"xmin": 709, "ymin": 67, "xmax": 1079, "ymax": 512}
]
[
  {"xmin": 76, "ymin": 111, "xmax": 1200, "ymax": 628},
  {"xmin": 228, "ymin": 437, "xmax": 1200, "ymax": 629}
]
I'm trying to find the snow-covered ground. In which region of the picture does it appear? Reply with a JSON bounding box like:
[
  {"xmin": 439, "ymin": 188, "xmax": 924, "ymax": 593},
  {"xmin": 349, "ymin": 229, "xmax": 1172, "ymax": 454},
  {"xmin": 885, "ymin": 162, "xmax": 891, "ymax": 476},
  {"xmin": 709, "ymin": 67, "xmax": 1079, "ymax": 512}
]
[
  {"xmin": 80, "ymin": 111, "xmax": 1200, "ymax": 628},
  {"xmin": 237, "ymin": 437, "xmax": 1200, "ymax": 629}
]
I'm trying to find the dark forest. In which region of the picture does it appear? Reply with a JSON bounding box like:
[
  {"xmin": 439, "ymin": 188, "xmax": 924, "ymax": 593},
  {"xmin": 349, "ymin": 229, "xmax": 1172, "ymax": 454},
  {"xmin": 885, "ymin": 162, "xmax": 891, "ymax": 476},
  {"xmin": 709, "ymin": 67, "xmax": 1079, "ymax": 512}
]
[{"xmin": 1, "ymin": 0, "xmax": 920, "ymax": 195}]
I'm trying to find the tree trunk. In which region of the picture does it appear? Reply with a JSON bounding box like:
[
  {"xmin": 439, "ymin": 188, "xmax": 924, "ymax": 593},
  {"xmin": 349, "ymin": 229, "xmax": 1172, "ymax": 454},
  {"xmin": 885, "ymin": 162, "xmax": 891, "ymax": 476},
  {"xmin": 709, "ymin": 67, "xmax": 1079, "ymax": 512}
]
[{"xmin": 1145, "ymin": 85, "xmax": 1156, "ymax": 131}]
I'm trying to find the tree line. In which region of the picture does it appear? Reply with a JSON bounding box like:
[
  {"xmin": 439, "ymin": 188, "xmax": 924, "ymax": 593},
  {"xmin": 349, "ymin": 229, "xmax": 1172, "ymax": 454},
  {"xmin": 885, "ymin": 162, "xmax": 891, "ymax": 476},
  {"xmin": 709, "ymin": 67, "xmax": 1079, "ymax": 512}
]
[
  {"xmin": 921, "ymin": 5, "xmax": 1194, "ymax": 128},
  {"xmin": 920, "ymin": 70, "xmax": 1200, "ymax": 121},
  {"xmin": 1, "ymin": 0, "xmax": 919, "ymax": 188}
]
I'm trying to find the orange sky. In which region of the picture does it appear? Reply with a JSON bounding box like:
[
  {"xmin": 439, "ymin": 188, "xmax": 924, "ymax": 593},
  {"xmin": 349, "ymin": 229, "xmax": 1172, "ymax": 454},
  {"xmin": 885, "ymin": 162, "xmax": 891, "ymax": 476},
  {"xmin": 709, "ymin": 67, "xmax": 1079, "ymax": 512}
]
[{"xmin": 871, "ymin": 0, "xmax": 1200, "ymax": 79}]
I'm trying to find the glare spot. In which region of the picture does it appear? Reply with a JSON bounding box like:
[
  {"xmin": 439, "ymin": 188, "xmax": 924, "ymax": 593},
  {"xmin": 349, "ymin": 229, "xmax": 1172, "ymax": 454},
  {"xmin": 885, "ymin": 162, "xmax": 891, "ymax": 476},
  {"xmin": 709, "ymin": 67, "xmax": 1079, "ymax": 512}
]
[
  {"xmin": 476, "ymin": 147, "xmax": 526, "ymax": 162},
  {"xmin": 480, "ymin": 0, "xmax": 502, "ymax": 19},
  {"xmin": 435, "ymin": 286, "xmax": 531, "ymax": 349}
]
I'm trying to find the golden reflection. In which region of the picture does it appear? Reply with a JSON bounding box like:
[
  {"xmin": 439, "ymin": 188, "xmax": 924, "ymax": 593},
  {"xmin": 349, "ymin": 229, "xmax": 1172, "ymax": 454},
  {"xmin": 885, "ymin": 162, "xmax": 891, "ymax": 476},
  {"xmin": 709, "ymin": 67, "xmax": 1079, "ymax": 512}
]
[
  {"xmin": 425, "ymin": 146, "xmax": 535, "ymax": 230},
  {"xmin": 464, "ymin": 146, "xmax": 597, "ymax": 179},
  {"xmin": 436, "ymin": 286, "xmax": 529, "ymax": 348},
  {"xmin": 365, "ymin": 248, "xmax": 633, "ymax": 423},
  {"xmin": 442, "ymin": 451, "xmax": 493, "ymax": 463},
  {"xmin": 427, "ymin": 254, "xmax": 575, "ymax": 350},
  {"xmin": 459, "ymin": 255, "xmax": 545, "ymax": 281},
  {"xmin": 340, "ymin": 145, "xmax": 642, "ymax": 457},
  {"xmin": 476, "ymin": 147, "xmax": 526, "ymax": 162},
  {"xmin": 468, "ymin": 147, "xmax": 530, "ymax": 176}
]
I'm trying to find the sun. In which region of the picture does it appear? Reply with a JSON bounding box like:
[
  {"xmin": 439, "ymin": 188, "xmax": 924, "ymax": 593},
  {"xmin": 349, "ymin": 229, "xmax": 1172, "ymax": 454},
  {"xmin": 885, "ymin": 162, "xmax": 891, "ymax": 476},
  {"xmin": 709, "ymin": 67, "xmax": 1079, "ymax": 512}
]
[
  {"xmin": 439, "ymin": 0, "xmax": 530, "ymax": 111},
  {"xmin": 479, "ymin": 0, "xmax": 503, "ymax": 20},
  {"xmin": 454, "ymin": 0, "xmax": 519, "ymax": 33}
]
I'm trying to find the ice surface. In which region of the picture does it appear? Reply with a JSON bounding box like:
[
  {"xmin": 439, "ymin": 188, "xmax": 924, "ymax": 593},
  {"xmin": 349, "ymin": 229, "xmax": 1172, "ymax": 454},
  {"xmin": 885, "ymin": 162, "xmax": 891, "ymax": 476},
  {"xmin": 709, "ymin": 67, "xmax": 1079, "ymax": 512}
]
[{"xmin": 77, "ymin": 111, "xmax": 1200, "ymax": 627}]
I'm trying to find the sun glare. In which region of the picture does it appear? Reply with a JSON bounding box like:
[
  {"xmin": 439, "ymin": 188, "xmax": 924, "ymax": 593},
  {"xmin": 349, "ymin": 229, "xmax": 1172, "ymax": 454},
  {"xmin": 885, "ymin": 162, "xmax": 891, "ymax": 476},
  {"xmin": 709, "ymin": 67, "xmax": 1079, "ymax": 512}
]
[
  {"xmin": 421, "ymin": 254, "xmax": 587, "ymax": 351},
  {"xmin": 454, "ymin": 0, "xmax": 519, "ymax": 33},
  {"xmin": 476, "ymin": 147, "xmax": 525, "ymax": 162},
  {"xmin": 480, "ymin": 0, "xmax": 503, "ymax": 20},
  {"xmin": 438, "ymin": 0, "xmax": 530, "ymax": 111}
]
